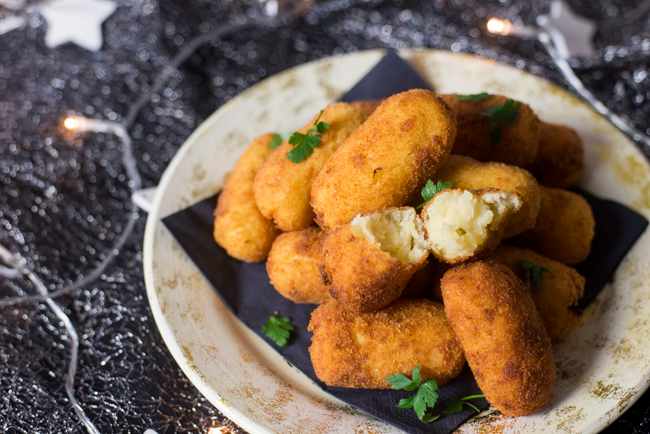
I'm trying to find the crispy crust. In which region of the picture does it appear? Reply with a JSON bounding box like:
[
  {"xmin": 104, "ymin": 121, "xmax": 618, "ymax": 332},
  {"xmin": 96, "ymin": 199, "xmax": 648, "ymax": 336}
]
[
  {"xmin": 311, "ymin": 89, "xmax": 457, "ymax": 230},
  {"xmin": 253, "ymin": 101, "xmax": 380, "ymax": 231},
  {"xmin": 320, "ymin": 213, "xmax": 428, "ymax": 313},
  {"xmin": 420, "ymin": 188, "xmax": 520, "ymax": 264},
  {"xmin": 509, "ymin": 186, "xmax": 595, "ymax": 264},
  {"xmin": 441, "ymin": 261, "xmax": 556, "ymax": 416},
  {"xmin": 526, "ymin": 122, "xmax": 584, "ymax": 189},
  {"xmin": 308, "ymin": 298, "xmax": 466, "ymax": 388},
  {"xmin": 432, "ymin": 155, "xmax": 540, "ymax": 238},
  {"xmin": 213, "ymin": 134, "xmax": 280, "ymax": 262},
  {"xmin": 266, "ymin": 227, "xmax": 331, "ymax": 304},
  {"xmin": 487, "ymin": 244, "xmax": 585, "ymax": 343},
  {"xmin": 440, "ymin": 94, "xmax": 540, "ymax": 168}
]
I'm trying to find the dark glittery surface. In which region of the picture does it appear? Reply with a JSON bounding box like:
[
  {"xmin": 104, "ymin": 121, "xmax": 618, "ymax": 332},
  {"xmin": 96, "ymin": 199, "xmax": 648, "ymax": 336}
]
[{"xmin": 0, "ymin": 0, "xmax": 649, "ymax": 432}]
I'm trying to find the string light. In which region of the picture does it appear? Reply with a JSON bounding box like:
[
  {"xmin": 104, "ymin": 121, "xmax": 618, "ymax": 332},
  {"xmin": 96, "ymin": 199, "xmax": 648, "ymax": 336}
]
[
  {"xmin": 0, "ymin": 3, "xmax": 307, "ymax": 433},
  {"xmin": 486, "ymin": 17, "xmax": 540, "ymax": 37},
  {"xmin": 486, "ymin": 18, "xmax": 506, "ymax": 34},
  {"xmin": 485, "ymin": 15, "xmax": 650, "ymax": 156}
]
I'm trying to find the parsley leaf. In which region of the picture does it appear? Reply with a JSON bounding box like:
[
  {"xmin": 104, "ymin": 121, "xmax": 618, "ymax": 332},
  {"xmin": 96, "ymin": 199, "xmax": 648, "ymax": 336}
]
[
  {"xmin": 481, "ymin": 99, "xmax": 521, "ymax": 145},
  {"xmin": 286, "ymin": 110, "xmax": 330, "ymax": 163},
  {"xmin": 269, "ymin": 133, "xmax": 291, "ymax": 149},
  {"xmin": 443, "ymin": 395, "xmax": 485, "ymax": 414},
  {"xmin": 261, "ymin": 315, "xmax": 294, "ymax": 347},
  {"xmin": 416, "ymin": 180, "xmax": 452, "ymax": 210},
  {"xmin": 421, "ymin": 413, "xmax": 441, "ymax": 423},
  {"xmin": 516, "ymin": 260, "xmax": 551, "ymax": 291},
  {"xmin": 386, "ymin": 368, "xmax": 421, "ymax": 391},
  {"xmin": 386, "ymin": 366, "xmax": 439, "ymax": 423},
  {"xmin": 456, "ymin": 92, "xmax": 491, "ymax": 102}
]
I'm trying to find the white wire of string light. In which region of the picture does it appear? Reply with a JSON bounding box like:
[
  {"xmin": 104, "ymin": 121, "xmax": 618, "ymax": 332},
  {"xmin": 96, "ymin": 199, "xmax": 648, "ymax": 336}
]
[
  {"xmin": 0, "ymin": 2, "xmax": 307, "ymax": 432},
  {"xmin": 0, "ymin": 2, "xmax": 303, "ymax": 307},
  {"xmin": 0, "ymin": 244, "xmax": 100, "ymax": 434}
]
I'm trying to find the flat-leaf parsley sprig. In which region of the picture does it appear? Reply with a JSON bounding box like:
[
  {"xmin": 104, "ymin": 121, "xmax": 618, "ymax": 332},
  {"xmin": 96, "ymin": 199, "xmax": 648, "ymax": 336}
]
[
  {"xmin": 387, "ymin": 366, "xmax": 486, "ymax": 423},
  {"xmin": 443, "ymin": 394, "xmax": 485, "ymax": 414},
  {"xmin": 269, "ymin": 132, "xmax": 291, "ymax": 149},
  {"xmin": 516, "ymin": 260, "xmax": 551, "ymax": 291},
  {"xmin": 386, "ymin": 366, "xmax": 440, "ymax": 422},
  {"xmin": 261, "ymin": 314, "xmax": 294, "ymax": 347},
  {"xmin": 281, "ymin": 110, "xmax": 330, "ymax": 163},
  {"xmin": 481, "ymin": 99, "xmax": 521, "ymax": 145},
  {"xmin": 456, "ymin": 92, "xmax": 491, "ymax": 102},
  {"xmin": 416, "ymin": 180, "xmax": 452, "ymax": 210}
]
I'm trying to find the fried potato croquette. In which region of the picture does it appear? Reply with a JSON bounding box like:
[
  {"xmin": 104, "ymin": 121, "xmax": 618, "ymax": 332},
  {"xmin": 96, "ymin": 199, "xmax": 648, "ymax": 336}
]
[
  {"xmin": 439, "ymin": 94, "xmax": 541, "ymax": 167},
  {"xmin": 213, "ymin": 134, "xmax": 280, "ymax": 262},
  {"xmin": 308, "ymin": 298, "xmax": 466, "ymax": 388},
  {"xmin": 487, "ymin": 245, "xmax": 585, "ymax": 343},
  {"xmin": 526, "ymin": 122, "xmax": 584, "ymax": 189},
  {"xmin": 510, "ymin": 186, "xmax": 595, "ymax": 264},
  {"xmin": 266, "ymin": 227, "xmax": 330, "ymax": 304},
  {"xmin": 441, "ymin": 261, "xmax": 556, "ymax": 416},
  {"xmin": 431, "ymin": 155, "xmax": 541, "ymax": 238},
  {"xmin": 421, "ymin": 188, "xmax": 521, "ymax": 263},
  {"xmin": 321, "ymin": 207, "xmax": 429, "ymax": 312},
  {"xmin": 253, "ymin": 101, "xmax": 380, "ymax": 231},
  {"xmin": 311, "ymin": 89, "xmax": 457, "ymax": 230}
]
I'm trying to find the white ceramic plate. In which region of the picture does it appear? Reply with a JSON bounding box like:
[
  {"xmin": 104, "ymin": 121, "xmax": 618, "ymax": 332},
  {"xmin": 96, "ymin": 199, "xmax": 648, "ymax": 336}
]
[{"xmin": 143, "ymin": 50, "xmax": 650, "ymax": 433}]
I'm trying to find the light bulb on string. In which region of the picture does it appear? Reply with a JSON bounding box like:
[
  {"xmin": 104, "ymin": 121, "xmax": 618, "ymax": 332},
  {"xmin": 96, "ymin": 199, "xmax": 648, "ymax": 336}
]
[
  {"xmin": 486, "ymin": 17, "xmax": 540, "ymax": 37},
  {"xmin": 485, "ymin": 3, "xmax": 650, "ymax": 156}
]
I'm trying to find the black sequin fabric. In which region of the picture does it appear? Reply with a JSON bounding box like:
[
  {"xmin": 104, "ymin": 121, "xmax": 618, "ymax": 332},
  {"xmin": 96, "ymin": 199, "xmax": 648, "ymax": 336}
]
[{"xmin": 0, "ymin": 0, "xmax": 648, "ymax": 432}]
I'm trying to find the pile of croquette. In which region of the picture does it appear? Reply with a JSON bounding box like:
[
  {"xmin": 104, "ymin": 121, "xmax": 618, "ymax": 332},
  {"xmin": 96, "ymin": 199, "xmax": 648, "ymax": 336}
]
[{"xmin": 213, "ymin": 89, "xmax": 593, "ymax": 417}]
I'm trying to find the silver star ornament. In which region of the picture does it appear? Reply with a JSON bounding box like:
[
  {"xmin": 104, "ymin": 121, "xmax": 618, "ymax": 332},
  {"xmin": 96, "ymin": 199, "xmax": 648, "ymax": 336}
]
[
  {"xmin": 537, "ymin": 0, "xmax": 596, "ymax": 59},
  {"xmin": 39, "ymin": 0, "xmax": 117, "ymax": 52}
]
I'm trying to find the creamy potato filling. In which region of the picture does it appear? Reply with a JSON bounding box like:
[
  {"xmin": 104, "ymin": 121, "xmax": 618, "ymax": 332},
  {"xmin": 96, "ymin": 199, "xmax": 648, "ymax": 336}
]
[
  {"xmin": 351, "ymin": 208, "xmax": 427, "ymax": 264},
  {"xmin": 423, "ymin": 190, "xmax": 520, "ymax": 260}
]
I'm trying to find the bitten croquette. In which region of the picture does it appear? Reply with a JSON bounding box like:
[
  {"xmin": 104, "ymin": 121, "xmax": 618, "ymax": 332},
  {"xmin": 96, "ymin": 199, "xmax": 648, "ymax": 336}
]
[
  {"xmin": 321, "ymin": 207, "xmax": 429, "ymax": 313},
  {"xmin": 420, "ymin": 188, "xmax": 521, "ymax": 263},
  {"xmin": 431, "ymin": 155, "xmax": 541, "ymax": 238}
]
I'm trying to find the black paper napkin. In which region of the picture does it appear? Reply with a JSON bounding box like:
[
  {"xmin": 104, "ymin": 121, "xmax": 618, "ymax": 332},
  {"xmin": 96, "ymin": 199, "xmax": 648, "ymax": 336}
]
[{"xmin": 162, "ymin": 51, "xmax": 649, "ymax": 433}]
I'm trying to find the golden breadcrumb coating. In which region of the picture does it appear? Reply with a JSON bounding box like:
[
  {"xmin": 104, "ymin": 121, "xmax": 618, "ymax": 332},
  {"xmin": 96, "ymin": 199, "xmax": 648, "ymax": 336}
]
[
  {"xmin": 439, "ymin": 94, "xmax": 541, "ymax": 167},
  {"xmin": 421, "ymin": 188, "xmax": 521, "ymax": 263},
  {"xmin": 311, "ymin": 89, "xmax": 457, "ymax": 230},
  {"xmin": 509, "ymin": 186, "xmax": 594, "ymax": 264},
  {"xmin": 266, "ymin": 227, "xmax": 330, "ymax": 304},
  {"xmin": 441, "ymin": 261, "xmax": 556, "ymax": 417},
  {"xmin": 321, "ymin": 207, "xmax": 428, "ymax": 313},
  {"xmin": 432, "ymin": 155, "xmax": 540, "ymax": 238},
  {"xmin": 526, "ymin": 122, "xmax": 584, "ymax": 189},
  {"xmin": 253, "ymin": 100, "xmax": 380, "ymax": 231},
  {"xmin": 308, "ymin": 298, "xmax": 466, "ymax": 389},
  {"xmin": 213, "ymin": 134, "xmax": 280, "ymax": 262},
  {"xmin": 487, "ymin": 245, "xmax": 585, "ymax": 343}
]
